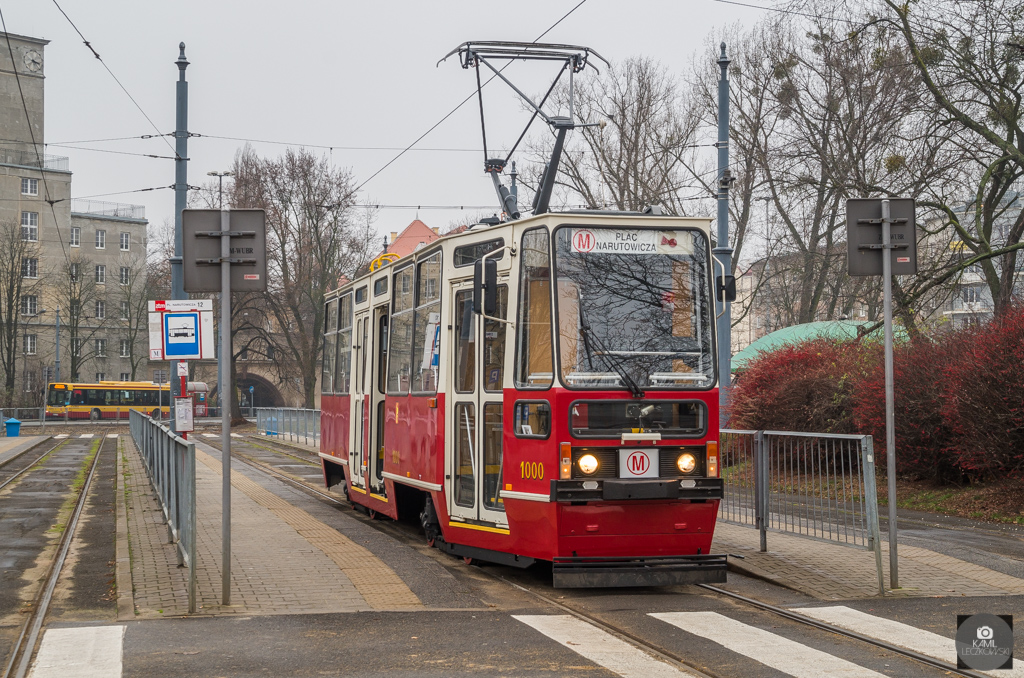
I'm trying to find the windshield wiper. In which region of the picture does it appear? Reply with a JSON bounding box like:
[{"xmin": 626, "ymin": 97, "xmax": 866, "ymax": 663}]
[{"xmin": 577, "ymin": 292, "xmax": 645, "ymax": 398}]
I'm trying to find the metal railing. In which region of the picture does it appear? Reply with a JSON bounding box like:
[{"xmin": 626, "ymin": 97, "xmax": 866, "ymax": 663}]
[
  {"xmin": 256, "ymin": 407, "xmax": 320, "ymax": 447},
  {"xmin": 129, "ymin": 410, "xmax": 197, "ymax": 612},
  {"xmin": 0, "ymin": 145, "xmax": 69, "ymax": 171},
  {"xmin": 70, "ymin": 198, "xmax": 146, "ymax": 220},
  {"xmin": 720, "ymin": 429, "xmax": 884, "ymax": 594}
]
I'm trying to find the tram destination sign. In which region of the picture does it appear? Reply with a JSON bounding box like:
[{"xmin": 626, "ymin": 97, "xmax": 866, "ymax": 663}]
[
  {"xmin": 570, "ymin": 228, "xmax": 694, "ymax": 255},
  {"xmin": 182, "ymin": 209, "xmax": 267, "ymax": 292},
  {"xmin": 846, "ymin": 198, "xmax": 918, "ymax": 276}
]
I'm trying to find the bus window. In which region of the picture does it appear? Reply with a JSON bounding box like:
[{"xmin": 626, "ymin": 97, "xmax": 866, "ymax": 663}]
[
  {"xmin": 70, "ymin": 389, "xmax": 86, "ymax": 405},
  {"xmin": 515, "ymin": 228, "xmax": 553, "ymax": 389}
]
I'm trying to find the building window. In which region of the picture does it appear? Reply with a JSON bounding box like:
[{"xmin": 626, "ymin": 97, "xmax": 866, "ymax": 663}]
[
  {"xmin": 21, "ymin": 178, "xmax": 38, "ymax": 196},
  {"xmin": 120, "ymin": 372, "xmax": 130, "ymax": 381},
  {"xmin": 95, "ymin": 265, "xmax": 105, "ymax": 284},
  {"xmin": 23, "ymin": 334, "xmax": 36, "ymax": 355},
  {"xmin": 95, "ymin": 300, "xmax": 105, "ymax": 319},
  {"xmin": 120, "ymin": 232, "xmax": 130, "ymax": 251},
  {"xmin": 70, "ymin": 227, "xmax": 81, "ymax": 247},
  {"xmin": 120, "ymin": 339, "xmax": 130, "ymax": 357},
  {"xmin": 22, "ymin": 258, "xmax": 37, "ymax": 278},
  {"xmin": 119, "ymin": 266, "xmax": 130, "ymax": 285},
  {"xmin": 70, "ymin": 263, "xmax": 80, "ymax": 282},
  {"xmin": 24, "ymin": 370, "xmax": 37, "ymax": 392},
  {"xmin": 20, "ymin": 295, "xmax": 37, "ymax": 315},
  {"xmin": 963, "ymin": 287, "xmax": 980, "ymax": 304},
  {"xmin": 239, "ymin": 348, "xmax": 248, "ymax": 360},
  {"xmin": 95, "ymin": 372, "xmax": 105, "ymax": 382},
  {"xmin": 96, "ymin": 339, "xmax": 106, "ymax": 357},
  {"xmin": 120, "ymin": 301, "xmax": 129, "ymax": 320},
  {"xmin": 72, "ymin": 338, "xmax": 83, "ymax": 357},
  {"xmin": 70, "ymin": 301, "xmax": 80, "ymax": 318},
  {"xmin": 95, "ymin": 229, "xmax": 106, "ymax": 249},
  {"xmin": 267, "ymin": 344, "xmax": 275, "ymax": 360},
  {"xmin": 21, "ymin": 212, "xmax": 38, "ymax": 241}
]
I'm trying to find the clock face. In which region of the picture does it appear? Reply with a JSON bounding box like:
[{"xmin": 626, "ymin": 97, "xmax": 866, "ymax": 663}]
[{"xmin": 23, "ymin": 50, "xmax": 42, "ymax": 73}]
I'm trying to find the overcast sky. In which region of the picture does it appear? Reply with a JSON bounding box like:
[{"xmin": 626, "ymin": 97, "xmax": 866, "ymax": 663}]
[{"xmin": 5, "ymin": 0, "xmax": 765, "ymax": 239}]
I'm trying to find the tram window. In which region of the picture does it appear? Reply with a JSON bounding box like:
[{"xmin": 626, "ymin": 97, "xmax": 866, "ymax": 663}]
[
  {"xmin": 374, "ymin": 277, "xmax": 388, "ymax": 296},
  {"xmin": 514, "ymin": 228, "xmax": 553, "ymax": 389},
  {"xmin": 387, "ymin": 266, "xmax": 415, "ymax": 394},
  {"xmin": 454, "ymin": 290, "xmax": 475, "ymax": 393},
  {"xmin": 336, "ymin": 294, "xmax": 353, "ymax": 394},
  {"xmin": 483, "ymin": 403, "xmax": 505, "ymax": 511},
  {"xmin": 483, "ymin": 286, "xmax": 508, "ymax": 392},
  {"xmin": 569, "ymin": 400, "xmax": 705, "ymax": 437},
  {"xmin": 454, "ymin": 238, "xmax": 504, "ymax": 267},
  {"xmin": 322, "ymin": 300, "xmax": 338, "ymax": 394},
  {"xmin": 412, "ymin": 253, "xmax": 441, "ymax": 393},
  {"xmin": 454, "ymin": 403, "xmax": 475, "ymax": 508},
  {"xmin": 355, "ymin": 286, "xmax": 367, "ymax": 304},
  {"xmin": 513, "ymin": 401, "xmax": 550, "ymax": 438},
  {"xmin": 377, "ymin": 312, "xmax": 388, "ymax": 394}
]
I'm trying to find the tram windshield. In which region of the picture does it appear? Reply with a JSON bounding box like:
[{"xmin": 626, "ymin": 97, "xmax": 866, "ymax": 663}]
[{"xmin": 553, "ymin": 226, "xmax": 715, "ymax": 390}]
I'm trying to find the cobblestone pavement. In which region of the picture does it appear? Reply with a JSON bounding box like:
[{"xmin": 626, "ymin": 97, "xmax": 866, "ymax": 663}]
[
  {"xmin": 713, "ymin": 521, "xmax": 1024, "ymax": 599},
  {"xmin": 121, "ymin": 438, "xmax": 421, "ymax": 618}
]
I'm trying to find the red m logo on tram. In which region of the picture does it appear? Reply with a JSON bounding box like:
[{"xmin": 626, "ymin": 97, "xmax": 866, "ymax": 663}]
[
  {"xmin": 626, "ymin": 451, "xmax": 649, "ymax": 475},
  {"xmin": 573, "ymin": 230, "xmax": 596, "ymax": 252}
]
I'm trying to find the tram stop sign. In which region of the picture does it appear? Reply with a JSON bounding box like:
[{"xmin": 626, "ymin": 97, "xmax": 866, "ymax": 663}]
[
  {"xmin": 182, "ymin": 209, "xmax": 267, "ymax": 292},
  {"xmin": 846, "ymin": 198, "xmax": 918, "ymax": 276}
]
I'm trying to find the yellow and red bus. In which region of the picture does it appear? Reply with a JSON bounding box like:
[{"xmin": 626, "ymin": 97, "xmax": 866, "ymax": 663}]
[{"xmin": 46, "ymin": 381, "xmax": 171, "ymax": 420}]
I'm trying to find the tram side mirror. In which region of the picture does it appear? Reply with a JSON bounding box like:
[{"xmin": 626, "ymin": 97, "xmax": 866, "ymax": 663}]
[
  {"xmin": 473, "ymin": 258, "xmax": 497, "ymax": 315},
  {"xmin": 716, "ymin": 274, "xmax": 737, "ymax": 303}
]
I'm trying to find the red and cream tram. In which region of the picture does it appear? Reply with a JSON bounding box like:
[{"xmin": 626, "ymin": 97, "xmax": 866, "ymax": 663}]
[{"xmin": 319, "ymin": 211, "xmax": 726, "ymax": 586}]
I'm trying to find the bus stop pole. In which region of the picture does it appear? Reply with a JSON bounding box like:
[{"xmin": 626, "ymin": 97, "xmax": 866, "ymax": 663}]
[{"xmin": 220, "ymin": 206, "xmax": 232, "ymax": 606}]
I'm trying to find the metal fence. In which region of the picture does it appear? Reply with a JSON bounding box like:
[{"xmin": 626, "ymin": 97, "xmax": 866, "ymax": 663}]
[
  {"xmin": 256, "ymin": 408, "xmax": 320, "ymax": 447},
  {"xmin": 129, "ymin": 409, "xmax": 197, "ymax": 612},
  {"xmin": 720, "ymin": 429, "xmax": 884, "ymax": 594},
  {"xmin": 0, "ymin": 145, "xmax": 69, "ymax": 171}
]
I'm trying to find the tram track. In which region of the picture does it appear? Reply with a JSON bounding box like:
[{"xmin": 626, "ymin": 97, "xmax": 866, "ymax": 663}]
[
  {"xmin": 0, "ymin": 435, "xmax": 108, "ymax": 678},
  {"xmin": 0, "ymin": 438, "xmax": 68, "ymax": 491},
  {"xmin": 210, "ymin": 433, "xmax": 983, "ymax": 678}
]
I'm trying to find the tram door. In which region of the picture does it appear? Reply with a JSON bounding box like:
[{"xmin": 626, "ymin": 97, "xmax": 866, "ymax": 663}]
[
  {"xmin": 350, "ymin": 312, "xmax": 370, "ymax": 490},
  {"xmin": 367, "ymin": 305, "xmax": 388, "ymax": 495},
  {"xmin": 448, "ymin": 282, "xmax": 508, "ymax": 526}
]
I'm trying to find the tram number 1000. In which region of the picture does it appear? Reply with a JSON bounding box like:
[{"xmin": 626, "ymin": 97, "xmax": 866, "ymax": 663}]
[{"xmin": 519, "ymin": 461, "xmax": 545, "ymax": 480}]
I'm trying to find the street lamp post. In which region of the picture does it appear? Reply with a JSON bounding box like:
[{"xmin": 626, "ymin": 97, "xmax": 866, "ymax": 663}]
[{"xmin": 207, "ymin": 171, "xmax": 233, "ymax": 209}]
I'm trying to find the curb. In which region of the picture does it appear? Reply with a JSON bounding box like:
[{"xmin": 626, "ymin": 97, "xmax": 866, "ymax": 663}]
[{"xmin": 115, "ymin": 436, "xmax": 135, "ymax": 620}]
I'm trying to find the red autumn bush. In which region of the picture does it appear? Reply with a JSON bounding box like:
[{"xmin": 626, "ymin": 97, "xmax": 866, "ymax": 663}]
[
  {"xmin": 941, "ymin": 307, "xmax": 1024, "ymax": 477},
  {"xmin": 729, "ymin": 337, "xmax": 878, "ymax": 434},
  {"xmin": 853, "ymin": 336, "xmax": 962, "ymax": 482}
]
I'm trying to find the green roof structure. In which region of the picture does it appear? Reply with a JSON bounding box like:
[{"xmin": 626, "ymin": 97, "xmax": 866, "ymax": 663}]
[{"xmin": 731, "ymin": 320, "xmax": 903, "ymax": 372}]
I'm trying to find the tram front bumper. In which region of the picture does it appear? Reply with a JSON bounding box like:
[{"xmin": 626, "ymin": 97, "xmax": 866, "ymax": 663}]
[
  {"xmin": 550, "ymin": 477, "xmax": 723, "ymax": 502},
  {"xmin": 552, "ymin": 553, "xmax": 727, "ymax": 588}
]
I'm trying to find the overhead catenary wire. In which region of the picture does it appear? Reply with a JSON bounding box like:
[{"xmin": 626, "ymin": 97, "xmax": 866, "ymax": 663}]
[
  {"xmin": 46, "ymin": 144, "xmax": 178, "ymax": 160},
  {"xmin": 50, "ymin": 0, "xmax": 180, "ymax": 159},
  {"xmin": 351, "ymin": 0, "xmax": 591, "ymax": 195}
]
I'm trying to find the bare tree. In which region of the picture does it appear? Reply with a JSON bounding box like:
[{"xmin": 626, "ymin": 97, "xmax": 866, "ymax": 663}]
[
  {"xmin": 115, "ymin": 252, "xmax": 156, "ymax": 380},
  {"xmin": 228, "ymin": 146, "xmax": 376, "ymax": 408},
  {"xmin": 0, "ymin": 219, "xmax": 39, "ymax": 400},
  {"xmin": 53, "ymin": 253, "xmax": 109, "ymax": 381}
]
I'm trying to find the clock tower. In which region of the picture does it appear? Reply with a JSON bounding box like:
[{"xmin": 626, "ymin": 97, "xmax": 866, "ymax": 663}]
[{"xmin": 0, "ymin": 32, "xmax": 49, "ymax": 157}]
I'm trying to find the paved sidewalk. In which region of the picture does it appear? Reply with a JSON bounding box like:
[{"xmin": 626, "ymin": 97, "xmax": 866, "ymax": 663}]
[
  {"xmin": 120, "ymin": 436, "xmax": 423, "ymax": 618},
  {"xmin": 0, "ymin": 435, "xmax": 48, "ymax": 465},
  {"xmin": 713, "ymin": 521, "xmax": 1024, "ymax": 599}
]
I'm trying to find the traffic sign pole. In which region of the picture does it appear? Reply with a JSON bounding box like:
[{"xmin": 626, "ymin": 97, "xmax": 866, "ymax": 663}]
[
  {"xmin": 881, "ymin": 199, "xmax": 898, "ymax": 589},
  {"xmin": 220, "ymin": 207, "xmax": 232, "ymax": 607}
]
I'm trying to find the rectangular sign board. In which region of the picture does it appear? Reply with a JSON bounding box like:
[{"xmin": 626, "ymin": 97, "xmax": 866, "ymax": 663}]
[
  {"xmin": 846, "ymin": 198, "xmax": 918, "ymax": 276},
  {"xmin": 148, "ymin": 300, "xmax": 215, "ymax": 360},
  {"xmin": 182, "ymin": 209, "xmax": 268, "ymax": 292},
  {"xmin": 175, "ymin": 396, "xmax": 194, "ymax": 432}
]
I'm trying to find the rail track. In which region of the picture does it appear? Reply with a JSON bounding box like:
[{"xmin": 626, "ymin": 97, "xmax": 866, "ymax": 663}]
[
  {"xmin": 1, "ymin": 435, "xmax": 108, "ymax": 678},
  {"xmin": 203, "ymin": 433, "xmax": 988, "ymax": 678}
]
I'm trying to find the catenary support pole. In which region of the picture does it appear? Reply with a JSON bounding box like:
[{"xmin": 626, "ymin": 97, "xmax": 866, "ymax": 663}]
[
  {"xmin": 220, "ymin": 207, "xmax": 232, "ymax": 606},
  {"xmin": 54, "ymin": 307, "xmax": 60, "ymax": 382},
  {"xmin": 171, "ymin": 43, "xmax": 189, "ymax": 434},
  {"xmin": 714, "ymin": 43, "xmax": 733, "ymax": 425},
  {"xmin": 881, "ymin": 199, "xmax": 899, "ymax": 588}
]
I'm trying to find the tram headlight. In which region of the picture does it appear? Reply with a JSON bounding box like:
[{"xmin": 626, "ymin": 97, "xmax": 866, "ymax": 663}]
[
  {"xmin": 578, "ymin": 454, "xmax": 600, "ymax": 476},
  {"xmin": 677, "ymin": 452, "xmax": 697, "ymax": 474}
]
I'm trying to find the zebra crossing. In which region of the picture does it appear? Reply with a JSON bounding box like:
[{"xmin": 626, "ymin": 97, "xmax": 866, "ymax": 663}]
[{"xmin": 515, "ymin": 604, "xmax": 1014, "ymax": 678}]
